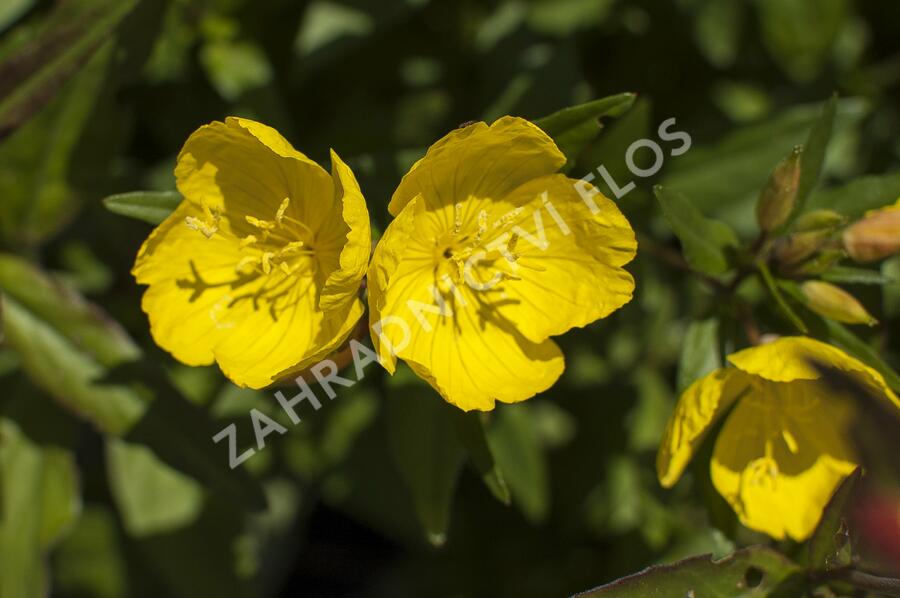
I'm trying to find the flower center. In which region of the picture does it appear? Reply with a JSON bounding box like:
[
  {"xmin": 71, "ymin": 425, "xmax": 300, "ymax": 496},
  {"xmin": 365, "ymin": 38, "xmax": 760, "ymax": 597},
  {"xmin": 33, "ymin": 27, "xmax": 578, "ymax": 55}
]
[{"xmin": 435, "ymin": 202, "xmax": 524, "ymax": 291}]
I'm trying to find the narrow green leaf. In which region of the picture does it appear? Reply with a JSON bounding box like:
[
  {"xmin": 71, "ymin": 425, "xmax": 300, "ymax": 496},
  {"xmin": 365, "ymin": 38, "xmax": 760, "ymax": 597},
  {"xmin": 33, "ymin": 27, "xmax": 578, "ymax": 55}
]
[
  {"xmin": 574, "ymin": 545, "xmax": 801, "ymax": 597},
  {"xmin": 807, "ymin": 171, "xmax": 900, "ymax": 219},
  {"xmin": 807, "ymin": 467, "xmax": 861, "ymax": 570},
  {"xmin": 487, "ymin": 405, "xmax": 548, "ymax": 523},
  {"xmin": 821, "ymin": 266, "xmax": 893, "ymax": 286},
  {"xmin": 0, "ymin": 0, "xmax": 139, "ymax": 138},
  {"xmin": 794, "ymin": 95, "xmax": 837, "ymax": 214},
  {"xmin": 677, "ymin": 318, "xmax": 721, "ymax": 392},
  {"xmin": 534, "ymin": 92, "xmax": 636, "ymax": 171},
  {"xmin": 654, "ymin": 185, "xmax": 739, "ymax": 275},
  {"xmin": 103, "ymin": 190, "xmax": 182, "ymax": 225},
  {"xmin": 386, "ymin": 382, "xmax": 464, "ymax": 545},
  {"xmin": 451, "ymin": 410, "xmax": 511, "ymax": 505}
]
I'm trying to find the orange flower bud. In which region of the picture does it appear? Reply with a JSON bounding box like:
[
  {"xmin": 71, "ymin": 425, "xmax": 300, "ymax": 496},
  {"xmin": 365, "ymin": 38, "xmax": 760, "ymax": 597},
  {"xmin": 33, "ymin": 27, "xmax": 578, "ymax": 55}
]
[{"xmin": 842, "ymin": 205, "xmax": 900, "ymax": 263}]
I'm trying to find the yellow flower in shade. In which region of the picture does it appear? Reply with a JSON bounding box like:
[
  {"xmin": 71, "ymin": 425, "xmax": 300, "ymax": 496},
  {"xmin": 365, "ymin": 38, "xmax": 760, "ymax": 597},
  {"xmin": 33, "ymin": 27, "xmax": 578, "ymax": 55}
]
[
  {"xmin": 367, "ymin": 116, "xmax": 636, "ymax": 411},
  {"xmin": 657, "ymin": 336, "xmax": 900, "ymax": 541},
  {"xmin": 133, "ymin": 117, "xmax": 370, "ymax": 388}
]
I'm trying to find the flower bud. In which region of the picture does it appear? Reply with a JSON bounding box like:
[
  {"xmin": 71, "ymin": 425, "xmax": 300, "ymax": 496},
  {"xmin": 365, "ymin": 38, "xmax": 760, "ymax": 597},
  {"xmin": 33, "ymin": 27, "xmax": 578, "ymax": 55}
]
[
  {"xmin": 757, "ymin": 146, "xmax": 802, "ymax": 233},
  {"xmin": 792, "ymin": 250, "xmax": 844, "ymax": 276},
  {"xmin": 842, "ymin": 205, "xmax": 900, "ymax": 263},
  {"xmin": 800, "ymin": 280, "xmax": 877, "ymax": 326},
  {"xmin": 794, "ymin": 209, "xmax": 845, "ymax": 232},
  {"xmin": 772, "ymin": 229, "xmax": 833, "ymax": 266}
]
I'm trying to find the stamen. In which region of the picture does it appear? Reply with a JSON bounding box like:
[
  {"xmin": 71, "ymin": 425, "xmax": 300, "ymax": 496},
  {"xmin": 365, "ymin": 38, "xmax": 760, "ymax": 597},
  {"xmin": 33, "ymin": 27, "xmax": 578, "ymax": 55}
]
[
  {"xmin": 453, "ymin": 202, "xmax": 463, "ymax": 234},
  {"xmin": 261, "ymin": 252, "xmax": 274, "ymax": 274},
  {"xmin": 185, "ymin": 216, "xmax": 218, "ymax": 238},
  {"xmin": 493, "ymin": 207, "xmax": 523, "ymax": 230},
  {"xmin": 474, "ymin": 210, "xmax": 488, "ymax": 243},
  {"xmin": 235, "ymin": 256, "xmax": 260, "ymax": 273},
  {"xmin": 276, "ymin": 197, "xmax": 290, "ymax": 225},
  {"xmin": 246, "ymin": 215, "xmax": 276, "ymax": 231},
  {"xmin": 240, "ymin": 234, "xmax": 258, "ymax": 248}
]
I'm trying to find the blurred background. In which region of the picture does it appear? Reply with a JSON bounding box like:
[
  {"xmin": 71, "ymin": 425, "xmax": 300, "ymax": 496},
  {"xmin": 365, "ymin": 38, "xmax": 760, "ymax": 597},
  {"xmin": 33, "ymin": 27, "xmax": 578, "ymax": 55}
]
[{"xmin": 1, "ymin": 0, "xmax": 900, "ymax": 596}]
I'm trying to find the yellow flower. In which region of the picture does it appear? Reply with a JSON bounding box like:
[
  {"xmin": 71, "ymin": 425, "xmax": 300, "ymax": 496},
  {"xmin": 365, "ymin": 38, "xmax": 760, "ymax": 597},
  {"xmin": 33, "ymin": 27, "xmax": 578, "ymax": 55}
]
[
  {"xmin": 133, "ymin": 117, "xmax": 370, "ymax": 388},
  {"xmin": 367, "ymin": 117, "xmax": 636, "ymax": 411},
  {"xmin": 657, "ymin": 336, "xmax": 900, "ymax": 541}
]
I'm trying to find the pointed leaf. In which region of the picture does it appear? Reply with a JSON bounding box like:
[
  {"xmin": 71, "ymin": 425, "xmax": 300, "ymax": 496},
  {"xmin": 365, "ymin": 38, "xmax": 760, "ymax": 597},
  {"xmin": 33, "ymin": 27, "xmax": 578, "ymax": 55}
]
[
  {"xmin": 103, "ymin": 190, "xmax": 182, "ymax": 225},
  {"xmin": 386, "ymin": 381, "xmax": 464, "ymax": 545},
  {"xmin": 534, "ymin": 92, "xmax": 636, "ymax": 171},
  {"xmin": 487, "ymin": 405, "xmax": 549, "ymax": 523},
  {"xmin": 808, "ymin": 467, "xmax": 862, "ymax": 570},
  {"xmin": 654, "ymin": 185, "xmax": 739, "ymax": 275},
  {"xmin": 451, "ymin": 410, "xmax": 511, "ymax": 505},
  {"xmin": 794, "ymin": 95, "xmax": 837, "ymax": 214},
  {"xmin": 574, "ymin": 545, "xmax": 801, "ymax": 597}
]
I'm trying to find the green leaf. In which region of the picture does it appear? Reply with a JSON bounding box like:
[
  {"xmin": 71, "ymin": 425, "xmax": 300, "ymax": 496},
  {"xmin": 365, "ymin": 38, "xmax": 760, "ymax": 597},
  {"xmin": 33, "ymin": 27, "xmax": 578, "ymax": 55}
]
[
  {"xmin": 0, "ymin": 417, "xmax": 81, "ymax": 598},
  {"xmin": 677, "ymin": 318, "xmax": 721, "ymax": 392},
  {"xmin": 451, "ymin": 410, "xmax": 511, "ymax": 505},
  {"xmin": 534, "ymin": 92, "xmax": 636, "ymax": 171},
  {"xmin": 53, "ymin": 507, "xmax": 127, "ymax": 598},
  {"xmin": 822, "ymin": 319, "xmax": 900, "ymax": 392},
  {"xmin": 574, "ymin": 545, "xmax": 802, "ymax": 597},
  {"xmin": 794, "ymin": 95, "xmax": 837, "ymax": 215},
  {"xmin": 654, "ymin": 185, "xmax": 739, "ymax": 275},
  {"xmin": 807, "ymin": 467, "xmax": 861, "ymax": 570},
  {"xmin": 807, "ymin": 171, "xmax": 900, "ymax": 218},
  {"xmin": 106, "ymin": 438, "xmax": 205, "ymax": 538},
  {"xmin": 102, "ymin": 190, "xmax": 182, "ymax": 225},
  {"xmin": 0, "ymin": 0, "xmax": 139, "ymax": 138},
  {"xmin": 0, "ymin": 254, "xmax": 265, "ymax": 509},
  {"xmin": 821, "ymin": 266, "xmax": 894, "ymax": 286},
  {"xmin": 0, "ymin": 257, "xmax": 146, "ymax": 434},
  {"xmin": 487, "ymin": 404, "xmax": 549, "ymax": 523},
  {"xmin": 386, "ymin": 381, "xmax": 464, "ymax": 545}
]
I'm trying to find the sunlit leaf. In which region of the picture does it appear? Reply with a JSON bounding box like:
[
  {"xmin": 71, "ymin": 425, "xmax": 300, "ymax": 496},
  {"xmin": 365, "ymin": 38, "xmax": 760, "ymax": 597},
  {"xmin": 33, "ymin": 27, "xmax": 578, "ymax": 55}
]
[{"xmin": 534, "ymin": 92, "xmax": 636, "ymax": 171}]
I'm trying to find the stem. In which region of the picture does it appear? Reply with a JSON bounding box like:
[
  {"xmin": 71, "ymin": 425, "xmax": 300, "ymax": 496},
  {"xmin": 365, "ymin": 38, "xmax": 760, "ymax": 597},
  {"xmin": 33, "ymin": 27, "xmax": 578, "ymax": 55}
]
[
  {"xmin": 757, "ymin": 260, "xmax": 809, "ymax": 333},
  {"xmin": 822, "ymin": 568, "xmax": 900, "ymax": 597}
]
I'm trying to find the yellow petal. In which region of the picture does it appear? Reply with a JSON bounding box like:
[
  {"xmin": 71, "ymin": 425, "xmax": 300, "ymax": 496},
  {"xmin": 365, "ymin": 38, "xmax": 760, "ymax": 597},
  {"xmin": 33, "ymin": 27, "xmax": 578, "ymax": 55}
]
[
  {"xmin": 656, "ymin": 368, "xmax": 752, "ymax": 487},
  {"xmin": 367, "ymin": 197, "xmax": 424, "ymax": 372},
  {"xmin": 318, "ymin": 149, "xmax": 371, "ymax": 311},
  {"xmin": 728, "ymin": 336, "xmax": 900, "ymax": 409},
  {"xmin": 484, "ymin": 174, "xmax": 636, "ymax": 343},
  {"xmin": 368, "ymin": 199, "xmax": 564, "ymax": 410},
  {"xmin": 213, "ymin": 285, "xmax": 365, "ymax": 389},
  {"xmin": 175, "ymin": 117, "xmax": 335, "ymax": 234},
  {"xmin": 711, "ymin": 380, "xmax": 858, "ymax": 540},
  {"xmin": 133, "ymin": 200, "xmax": 246, "ymax": 366},
  {"xmin": 388, "ymin": 116, "xmax": 565, "ymax": 216}
]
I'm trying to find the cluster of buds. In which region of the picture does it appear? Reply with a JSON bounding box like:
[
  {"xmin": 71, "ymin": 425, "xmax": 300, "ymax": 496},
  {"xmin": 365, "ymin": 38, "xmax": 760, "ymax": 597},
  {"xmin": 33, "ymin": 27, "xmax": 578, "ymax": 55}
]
[{"xmin": 756, "ymin": 147, "xmax": 899, "ymax": 327}]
